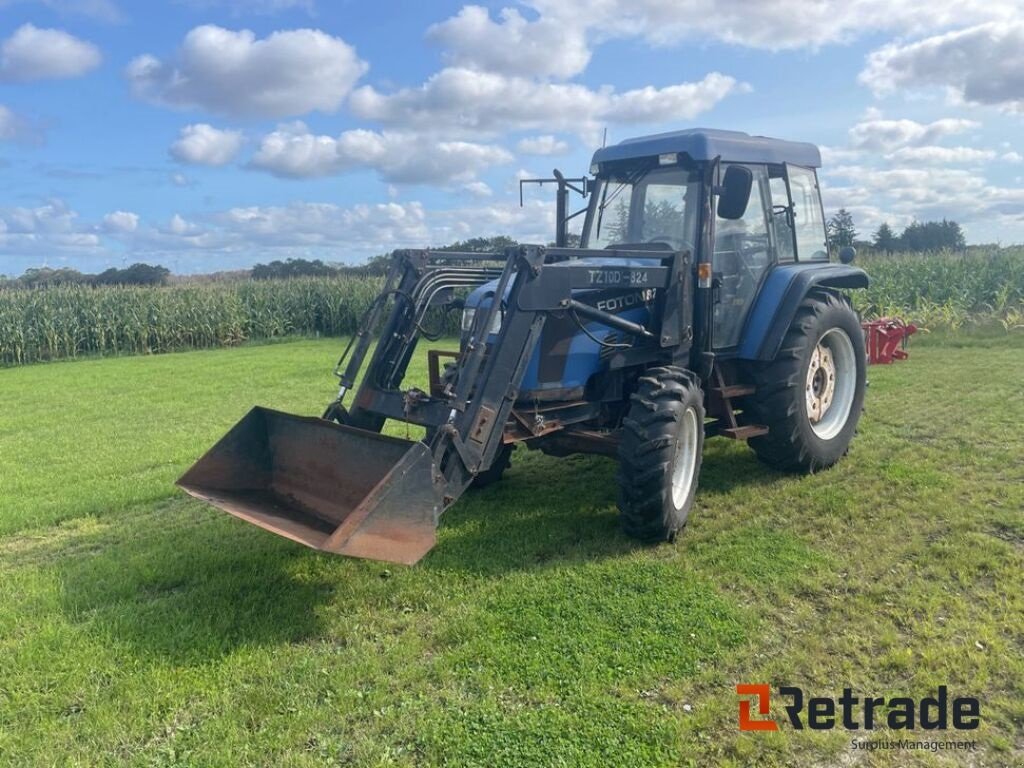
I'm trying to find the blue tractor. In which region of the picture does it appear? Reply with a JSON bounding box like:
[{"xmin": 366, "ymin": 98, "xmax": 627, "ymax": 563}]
[{"xmin": 179, "ymin": 129, "xmax": 868, "ymax": 565}]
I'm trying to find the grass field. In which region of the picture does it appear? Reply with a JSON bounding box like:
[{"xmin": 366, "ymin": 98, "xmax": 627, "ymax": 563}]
[{"xmin": 1, "ymin": 337, "xmax": 1022, "ymax": 766}]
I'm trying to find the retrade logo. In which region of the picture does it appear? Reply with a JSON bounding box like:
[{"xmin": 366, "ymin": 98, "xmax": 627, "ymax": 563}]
[{"xmin": 736, "ymin": 684, "xmax": 980, "ymax": 732}]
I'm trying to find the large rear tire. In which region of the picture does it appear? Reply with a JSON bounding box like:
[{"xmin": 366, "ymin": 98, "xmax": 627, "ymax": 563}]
[
  {"xmin": 746, "ymin": 291, "xmax": 866, "ymax": 472},
  {"xmin": 617, "ymin": 366, "xmax": 705, "ymax": 542}
]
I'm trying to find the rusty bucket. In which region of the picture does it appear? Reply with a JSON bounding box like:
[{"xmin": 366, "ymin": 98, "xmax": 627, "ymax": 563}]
[{"xmin": 177, "ymin": 407, "xmax": 442, "ymax": 565}]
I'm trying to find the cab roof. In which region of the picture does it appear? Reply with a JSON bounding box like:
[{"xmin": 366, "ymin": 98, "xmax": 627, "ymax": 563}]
[{"xmin": 591, "ymin": 128, "xmax": 821, "ymax": 169}]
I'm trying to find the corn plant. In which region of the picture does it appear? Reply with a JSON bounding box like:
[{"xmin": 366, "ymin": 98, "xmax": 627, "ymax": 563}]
[{"xmin": 2, "ymin": 247, "xmax": 1022, "ymax": 366}]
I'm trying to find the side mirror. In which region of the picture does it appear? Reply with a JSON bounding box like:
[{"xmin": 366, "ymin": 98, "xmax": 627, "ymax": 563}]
[
  {"xmin": 838, "ymin": 246, "xmax": 856, "ymax": 264},
  {"xmin": 717, "ymin": 165, "xmax": 753, "ymax": 220}
]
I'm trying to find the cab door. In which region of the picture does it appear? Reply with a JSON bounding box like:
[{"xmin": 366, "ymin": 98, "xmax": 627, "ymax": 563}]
[
  {"xmin": 712, "ymin": 163, "xmax": 773, "ymax": 350},
  {"xmin": 784, "ymin": 164, "xmax": 829, "ymax": 261}
]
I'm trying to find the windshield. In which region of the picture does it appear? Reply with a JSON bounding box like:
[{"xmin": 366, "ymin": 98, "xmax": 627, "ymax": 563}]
[{"xmin": 584, "ymin": 166, "xmax": 702, "ymax": 251}]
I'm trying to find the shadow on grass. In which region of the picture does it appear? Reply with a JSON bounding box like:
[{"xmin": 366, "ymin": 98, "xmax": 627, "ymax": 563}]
[
  {"xmin": 52, "ymin": 442, "xmax": 784, "ymax": 661},
  {"xmin": 57, "ymin": 503, "xmax": 341, "ymax": 664},
  {"xmin": 697, "ymin": 437, "xmax": 786, "ymax": 495},
  {"xmin": 425, "ymin": 441, "xmax": 783, "ymax": 575}
]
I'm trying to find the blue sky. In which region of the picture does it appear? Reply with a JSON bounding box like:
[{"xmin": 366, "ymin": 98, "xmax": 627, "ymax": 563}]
[{"xmin": 1, "ymin": 0, "xmax": 1022, "ymax": 275}]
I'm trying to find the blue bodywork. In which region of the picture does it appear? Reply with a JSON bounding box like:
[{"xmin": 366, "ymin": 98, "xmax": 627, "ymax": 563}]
[
  {"xmin": 465, "ymin": 257, "xmax": 655, "ymax": 396},
  {"xmin": 738, "ymin": 263, "xmax": 869, "ymax": 360},
  {"xmin": 463, "ymin": 128, "xmax": 859, "ymax": 400},
  {"xmin": 591, "ymin": 128, "xmax": 821, "ymax": 169}
]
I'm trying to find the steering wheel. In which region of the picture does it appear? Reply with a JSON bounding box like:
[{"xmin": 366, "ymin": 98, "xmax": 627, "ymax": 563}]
[
  {"xmin": 729, "ymin": 234, "xmax": 769, "ymax": 283},
  {"xmin": 646, "ymin": 234, "xmax": 693, "ymax": 253}
]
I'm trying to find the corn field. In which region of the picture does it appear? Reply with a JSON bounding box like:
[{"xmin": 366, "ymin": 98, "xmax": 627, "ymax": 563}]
[
  {"xmin": 0, "ymin": 276, "xmax": 387, "ymax": 365},
  {"xmin": 2, "ymin": 249, "xmax": 1023, "ymax": 366},
  {"xmin": 852, "ymin": 247, "xmax": 1024, "ymax": 332}
]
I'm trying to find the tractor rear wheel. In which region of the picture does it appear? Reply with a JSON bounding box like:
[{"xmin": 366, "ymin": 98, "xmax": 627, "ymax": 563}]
[
  {"xmin": 747, "ymin": 291, "xmax": 866, "ymax": 472},
  {"xmin": 617, "ymin": 366, "xmax": 705, "ymax": 542}
]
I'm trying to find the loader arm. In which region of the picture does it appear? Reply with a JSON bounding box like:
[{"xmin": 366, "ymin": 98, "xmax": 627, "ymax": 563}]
[{"xmin": 179, "ymin": 244, "xmax": 691, "ymax": 564}]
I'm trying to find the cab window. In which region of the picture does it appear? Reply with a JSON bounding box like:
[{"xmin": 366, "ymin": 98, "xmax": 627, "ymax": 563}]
[
  {"xmin": 768, "ymin": 167, "xmax": 795, "ymax": 262},
  {"xmin": 586, "ymin": 166, "xmax": 700, "ymax": 251},
  {"xmin": 713, "ymin": 163, "xmax": 771, "ymax": 349},
  {"xmin": 788, "ymin": 165, "xmax": 828, "ymax": 260}
]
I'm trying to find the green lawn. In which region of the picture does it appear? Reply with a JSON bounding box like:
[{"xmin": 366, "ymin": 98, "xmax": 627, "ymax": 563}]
[{"xmin": 1, "ymin": 338, "xmax": 1021, "ymax": 766}]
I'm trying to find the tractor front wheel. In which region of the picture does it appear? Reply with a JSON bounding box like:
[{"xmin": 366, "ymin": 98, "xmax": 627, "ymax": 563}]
[
  {"xmin": 617, "ymin": 366, "xmax": 705, "ymax": 542},
  {"xmin": 747, "ymin": 291, "xmax": 866, "ymax": 472},
  {"xmin": 471, "ymin": 444, "xmax": 514, "ymax": 488}
]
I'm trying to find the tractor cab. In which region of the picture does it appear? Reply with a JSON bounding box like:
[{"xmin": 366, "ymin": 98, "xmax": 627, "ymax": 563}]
[
  {"xmin": 583, "ymin": 128, "xmax": 831, "ymax": 354},
  {"xmin": 463, "ymin": 129, "xmax": 842, "ymax": 400}
]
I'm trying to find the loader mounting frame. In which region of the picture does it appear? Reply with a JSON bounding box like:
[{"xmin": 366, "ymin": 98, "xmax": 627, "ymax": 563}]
[{"xmin": 338, "ymin": 244, "xmax": 694, "ymax": 497}]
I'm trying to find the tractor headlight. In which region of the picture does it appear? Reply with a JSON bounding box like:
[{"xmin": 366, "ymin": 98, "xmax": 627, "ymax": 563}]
[{"xmin": 461, "ymin": 307, "xmax": 503, "ymax": 335}]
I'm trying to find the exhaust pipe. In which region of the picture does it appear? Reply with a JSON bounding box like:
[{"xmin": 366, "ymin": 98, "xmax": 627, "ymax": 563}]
[{"xmin": 177, "ymin": 407, "xmax": 444, "ymax": 565}]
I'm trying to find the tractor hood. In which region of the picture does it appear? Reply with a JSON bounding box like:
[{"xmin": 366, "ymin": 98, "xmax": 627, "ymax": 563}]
[
  {"xmin": 461, "ymin": 255, "xmax": 662, "ymax": 400},
  {"xmin": 463, "ymin": 255, "xmax": 662, "ymax": 310}
]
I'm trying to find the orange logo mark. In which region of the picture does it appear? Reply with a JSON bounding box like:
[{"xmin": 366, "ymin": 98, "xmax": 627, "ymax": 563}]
[{"xmin": 737, "ymin": 683, "xmax": 779, "ymax": 731}]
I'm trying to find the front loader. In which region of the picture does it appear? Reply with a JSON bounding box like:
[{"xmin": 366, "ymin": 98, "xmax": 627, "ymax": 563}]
[{"xmin": 179, "ymin": 128, "xmax": 870, "ymax": 565}]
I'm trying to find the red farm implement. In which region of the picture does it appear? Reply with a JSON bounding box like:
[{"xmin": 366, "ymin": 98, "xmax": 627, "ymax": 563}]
[{"xmin": 862, "ymin": 318, "xmax": 917, "ymax": 365}]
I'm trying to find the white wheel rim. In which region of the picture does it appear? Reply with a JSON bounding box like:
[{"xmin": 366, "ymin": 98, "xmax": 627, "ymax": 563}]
[
  {"xmin": 805, "ymin": 327, "xmax": 856, "ymax": 440},
  {"xmin": 670, "ymin": 407, "xmax": 700, "ymax": 509}
]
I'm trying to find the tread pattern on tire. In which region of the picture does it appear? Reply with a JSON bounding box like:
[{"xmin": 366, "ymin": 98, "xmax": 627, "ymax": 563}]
[
  {"xmin": 746, "ymin": 290, "xmax": 862, "ymax": 472},
  {"xmin": 617, "ymin": 366, "xmax": 704, "ymax": 542}
]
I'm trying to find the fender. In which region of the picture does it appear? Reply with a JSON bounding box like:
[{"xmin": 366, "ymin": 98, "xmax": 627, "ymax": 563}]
[{"xmin": 738, "ymin": 263, "xmax": 869, "ymax": 361}]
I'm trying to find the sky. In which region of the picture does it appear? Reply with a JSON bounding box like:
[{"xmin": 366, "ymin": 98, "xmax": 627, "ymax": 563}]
[{"xmin": 1, "ymin": 0, "xmax": 1023, "ymax": 275}]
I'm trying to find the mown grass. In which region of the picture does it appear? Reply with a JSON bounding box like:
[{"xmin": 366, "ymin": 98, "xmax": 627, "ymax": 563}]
[{"xmin": 1, "ymin": 337, "xmax": 1021, "ymax": 766}]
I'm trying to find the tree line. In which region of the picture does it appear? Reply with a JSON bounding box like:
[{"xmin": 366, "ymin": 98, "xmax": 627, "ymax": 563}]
[
  {"xmin": 4, "ymin": 263, "xmax": 171, "ymax": 289},
  {"xmin": 827, "ymin": 209, "xmax": 966, "ymax": 254},
  {"xmin": 1, "ymin": 237, "xmax": 524, "ymax": 288}
]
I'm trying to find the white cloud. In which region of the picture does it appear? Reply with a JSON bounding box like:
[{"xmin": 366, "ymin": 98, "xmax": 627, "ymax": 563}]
[
  {"xmin": 819, "ymin": 145, "xmax": 865, "ymax": 165},
  {"xmin": 250, "ymin": 123, "xmax": 513, "ymax": 183},
  {"xmin": 350, "ymin": 68, "xmax": 746, "ymax": 142},
  {"xmin": 127, "ymin": 25, "xmax": 367, "ymax": 118},
  {"xmin": 848, "ymin": 114, "xmax": 978, "ymax": 151},
  {"xmin": 167, "ymin": 213, "xmax": 199, "ymax": 235},
  {"xmin": 516, "ymin": 135, "xmax": 570, "ymax": 156},
  {"xmin": 170, "ymin": 123, "xmax": 244, "ymax": 166},
  {"xmin": 0, "ymin": 193, "xmax": 565, "ymax": 273},
  {"xmin": 0, "ymin": 199, "xmax": 102, "ymax": 268},
  {"xmin": 0, "ymin": 105, "xmax": 17, "ymax": 140},
  {"xmin": 0, "ymin": 24, "xmax": 100, "ymax": 82},
  {"xmin": 0, "ymin": 104, "xmax": 35, "ymax": 143},
  {"xmin": 462, "ymin": 181, "xmax": 492, "ymax": 197},
  {"xmin": 427, "ymin": 5, "xmax": 590, "ymax": 79},
  {"xmin": 102, "ymin": 210, "xmax": 139, "ymax": 233},
  {"xmin": 861, "ymin": 22, "xmax": 1024, "ymax": 112},
  {"xmin": 216, "ymin": 201, "xmax": 431, "ymax": 248},
  {"xmin": 821, "ymin": 163, "xmax": 1024, "ymax": 234},
  {"xmin": 206, "ymin": 197, "xmax": 557, "ymax": 254},
  {"xmin": 1001, "ymin": 151, "xmax": 1024, "ymax": 164},
  {"xmin": 886, "ymin": 146, "xmax": 995, "ymax": 165},
  {"xmin": 527, "ymin": 0, "xmax": 1016, "ymax": 51},
  {"xmin": 2, "ymin": 199, "xmax": 79, "ymax": 234}
]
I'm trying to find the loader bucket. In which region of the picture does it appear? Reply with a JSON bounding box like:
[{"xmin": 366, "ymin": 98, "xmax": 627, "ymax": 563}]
[{"xmin": 177, "ymin": 407, "xmax": 443, "ymax": 565}]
